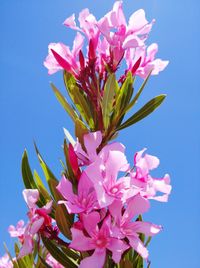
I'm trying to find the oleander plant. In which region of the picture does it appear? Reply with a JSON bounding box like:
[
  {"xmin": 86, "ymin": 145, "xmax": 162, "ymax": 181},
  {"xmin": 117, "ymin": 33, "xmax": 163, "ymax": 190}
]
[{"xmin": 0, "ymin": 2, "xmax": 171, "ymax": 267}]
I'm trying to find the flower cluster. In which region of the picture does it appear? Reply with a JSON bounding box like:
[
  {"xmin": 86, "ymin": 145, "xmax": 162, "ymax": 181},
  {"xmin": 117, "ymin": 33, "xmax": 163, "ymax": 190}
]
[
  {"xmin": 1, "ymin": 1, "xmax": 170, "ymax": 267},
  {"xmin": 56, "ymin": 131, "xmax": 171, "ymax": 267},
  {"xmin": 44, "ymin": 1, "xmax": 168, "ymax": 85}
]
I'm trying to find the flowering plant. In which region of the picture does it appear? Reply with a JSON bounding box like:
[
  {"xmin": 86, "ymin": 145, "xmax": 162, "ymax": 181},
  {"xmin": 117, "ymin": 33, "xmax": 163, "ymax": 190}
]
[{"xmin": 1, "ymin": 2, "xmax": 171, "ymax": 267}]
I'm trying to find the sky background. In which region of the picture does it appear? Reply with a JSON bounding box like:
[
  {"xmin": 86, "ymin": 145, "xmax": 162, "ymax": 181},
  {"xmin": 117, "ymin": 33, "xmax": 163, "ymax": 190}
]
[{"xmin": 0, "ymin": 0, "xmax": 199, "ymax": 267}]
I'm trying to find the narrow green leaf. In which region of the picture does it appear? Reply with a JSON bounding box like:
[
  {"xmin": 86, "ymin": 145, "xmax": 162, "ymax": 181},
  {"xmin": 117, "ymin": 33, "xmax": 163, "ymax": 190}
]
[
  {"xmin": 51, "ymin": 83, "xmax": 78, "ymax": 122},
  {"xmin": 125, "ymin": 70, "xmax": 152, "ymax": 113},
  {"xmin": 55, "ymin": 204, "xmax": 72, "ymax": 239},
  {"xmin": 102, "ymin": 73, "xmax": 118, "ymax": 130},
  {"xmin": 48, "ymin": 179, "xmax": 62, "ymax": 202},
  {"xmin": 34, "ymin": 170, "xmax": 51, "ymax": 202},
  {"xmin": 21, "ymin": 150, "xmax": 37, "ymax": 189},
  {"xmin": 120, "ymin": 259, "xmax": 133, "ymax": 268},
  {"xmin": 61, "ymin": 247, "xmax": 80, "ymax": 262},
  {"xmin": 117, "ymin": 95, "xmax": 166, "ymax": 131},
  {"xmin": 4, "ymin": 243, "xmax": 19, "ymax": 268},
  {"xmin": 34, "ymin": 143, "xmax": 59, "ymax": 201},
  {"xmin": 75, "ymin": 118, "xmax": 88, "ymax": 149},
  {"xmin": 42, "ymin": 236, "xmax": 78, "ymax": 268},
  {"xmin": 38, "ymin": 256, "xmax": 52, "ymax": 268},
  {"xmin": 64, "ymin": 71, "xmax": 95, "ymax": 128},
  {"xmin": 145, "ymin": 236, "xmax": 152, "ymax": 247},
  {"xmin": 34, "ymin": 143, "xmax": 58, "ymax": 184},
  {"xmin": 115, "ymin": 71, "xmax": 133, "ymax": 117},
  {"xmin": 21, "ymin": 150, "xmax": 44, "ymax": 207}
]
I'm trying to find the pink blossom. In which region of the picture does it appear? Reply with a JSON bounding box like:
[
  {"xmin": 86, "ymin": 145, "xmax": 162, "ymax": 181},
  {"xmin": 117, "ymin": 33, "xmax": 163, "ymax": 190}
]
[
  {"xmin": 46, "ymin": 254, "xmax": 64, "ymax": 268},
  {"xmin": 97, "ymin": 2, "xmax": 154, "ymax": 70},
  {"xmin": 74, "ymin": 130, "xmax": 126, "ymax": 166},
  {"xmin": 57, "ymin": 173, "xmax": 99, "ymax": 214},
  {"xmin": 70, "ymin": 212, "xmax": 129, "ymax": 267},
  {"xmin": 109, "ymin": 194, "xmax": 162, "ymax": 259},
  {"xmin": 44, "ymin": 32, "xmax": 84, "ymax": 76},
  {"xmin": 18, "ymin": 189, "xmax": 52, "ymax": 258},
  {"xmin": 8, "ymin": 220, "xmax": 25, "ymax": 241},
  {"xmin": 64, "ymin": 8, "xmax": 99, "ymax": 49},
  {"xmin": 0, "ymin": 254, "xmax": 13, "ymax": 268},
  {"xmin": 84, "ymin": 147, "xmax": 139, "ymax": 208},
  {"xmin": 131, "ymin": 148, "xmax": 172, "ymax": 201},
  {"xmin": 125, "ymin": 43, "xmax": 169, "ymax": 78}
]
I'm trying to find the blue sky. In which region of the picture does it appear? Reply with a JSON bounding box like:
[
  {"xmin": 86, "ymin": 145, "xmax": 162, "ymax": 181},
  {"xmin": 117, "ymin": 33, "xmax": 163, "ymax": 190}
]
[{"xmin": 0, "ymin": 0, "xmax": 199, "ymax": 267}]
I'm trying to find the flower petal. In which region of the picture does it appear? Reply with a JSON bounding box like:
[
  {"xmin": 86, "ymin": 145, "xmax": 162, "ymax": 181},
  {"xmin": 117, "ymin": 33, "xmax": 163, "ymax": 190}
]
[
  {"xmin": 130, "ymin": 221, "xmax": 162, "ymax": 237},
  {"xmin": 56, "ymin": 175, "xmax": 76, "ymax": 203},
  {"xmin": 23, "ymin": 189, "xmax": 39, "ymax": 209},
  {"xmin": 82, "ymin": 212, "xmax": 100, "ymax": 236},
  {"xmin": 107, "ymin": 238, "xmax": 129, "ymax": 263},
  {"xmin": 79, "ymin": 249, "xmax": 106, "ymax": 268},
  {"xmin": 128, "ymin": 235, "xmax": 149, "ymax": 259},
  {"xmin": 70, "ymin": 228, "xmax": 94, "ymax": 251},
  {"xmin": 123, "ymin": 194, "xmax": 150, "ymax": 222}
]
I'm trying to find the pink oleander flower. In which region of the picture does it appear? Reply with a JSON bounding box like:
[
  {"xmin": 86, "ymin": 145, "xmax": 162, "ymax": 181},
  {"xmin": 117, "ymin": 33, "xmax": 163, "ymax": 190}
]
[
  {"xmin": 125, "ymin": 43, "xmax": 169, "ymax": 78},
  {"xmin": 18, "ymin": 189, "xmax": 52, "ymax": 258},
  {"xmin": 8, "ymin": 220, "xmax": 26, "ymax": 243},
  {"xmin": 63, "ymin": 8, "xmax": 99, "ymax": 49},
  {"xmin": 44, "ymin": 32, "xmax": 84, "ymax": 76},
  {"xmin": 97, "ymin": 2, "xmax": 154, "ymax": 70},
  {"xmin": 0, "ymin": 254, "xmax": 13, "ymax": 268},
  {"xmin": 131, "ymin": 148, "xmax": 172, "ymax": 202},
  {"xmin": 46, "ymin": 253, "xmax": 64, "ymax": 268},
  {"xmin": 74, "ymin": 130, "xmax": 126, "ymax": 166},
  {"xmin": 57, "ymin": 173, "xmax": 99, "ymax": 214},
  {"xmin": 109, "ymin": 194, "xmax": 162, "ymax": 259},
  {"xmin": 44, "ymin": 1, "xmax": 168, "ymax": 79},
  {"xmin": 70, "ymin": 212, "xmax": 129, "ymax": 268},
  {"xmin": 84, "ymin": 144, "xmax": 139, "ymax": 208}
]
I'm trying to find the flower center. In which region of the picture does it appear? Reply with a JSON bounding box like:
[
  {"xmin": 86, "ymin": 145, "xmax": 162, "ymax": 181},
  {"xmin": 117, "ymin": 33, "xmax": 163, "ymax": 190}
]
[
  {"xmin": 110, "ymin": 186, "xmax": 119, "ymax": 194},
  {"xmin": 94, "ymin": 235, "xmax": 108, "ymax": 249}
]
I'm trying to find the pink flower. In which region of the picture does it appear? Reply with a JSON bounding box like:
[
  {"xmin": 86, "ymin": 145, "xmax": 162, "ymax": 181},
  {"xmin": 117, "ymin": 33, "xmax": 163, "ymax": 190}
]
[
  {"xmin": 84, "ymin": 146, "xmax": 139, "ymax": 208},
  {"xmin": 125, "ymin": 43, "xmax": 169, "ymax": 78},
  {"xmin": 109, "ymin": 194, "xmax": 162, "ymax": 259},
  {"xmin": 70, "ymin": 212, "xmax": 129, "ymax": 267},
  {"xmin": 97, "ymin": 2, "xmax": 154, "ymax": 70},
  {"xmin": 44, "ymin": 32, "xmax": 84, "ymax": 76},
  {"xmin": 64, "ymin": 9, "xmax": 99, "ymax": 49},
  {"xmin": 131, "ymin": 148, "xmax": 172, "ymax": 202},
  {"xmin": 74, "ymin": 130, "xmax": 126, "ymax": 166},
  {"xmin": 46, "ymin": 254, "xmax": 64, "ymax": 268},
  {"xmin": 57, "ymin": 173, "xmax": 99, "ymax": 214},
  {"xmin": 18, "ymin": 189, "xmax": 52, "ymax": 258},
  {"xmin": 8, "ymin": 220, "xmax": 25, "ymax": 241},
  {"xmin": 0, "ymin": 254, "xmax": 13, "ymax": 268}
]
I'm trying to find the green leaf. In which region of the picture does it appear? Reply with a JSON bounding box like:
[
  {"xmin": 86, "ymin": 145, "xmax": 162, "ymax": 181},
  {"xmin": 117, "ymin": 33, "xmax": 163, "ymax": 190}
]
[
  {"xmin": 55, "ymin": 204, "xmax": 72, "ymax": 239},
  {"xmin": 117, "ymin": 94, "xmax": 166, "ymax": 131},
  {"xmin": 115, "ymin": 71, "xmax": 133, "ymax": 117},
  {"xmin": 42, "ymin": 236, "xmax": 78, "ymax": 268},
  {"xmin": 120, "ymin": 259, "xmax": 133, "ymax": 268},
  {"xmin": 125, "ymin": 70, "xmax": 152, "ymax": 113},
  {"xmin": 102, "ymin": 73, "xmax": 118, "ymax": 130},
  {"xmin": 21, "ymin": 150, "xmax": 44, "ymax": 207},
  {"xmin": 33, "ymin": 170, "xmax": 52, "ymax": 202},
  {"xmin": 4, "ymin": 243, "xmax": 19, "ymax": 268},
  {"xmin": 61, "ymin": 247, "xmax": 80, "ymax": 263},
  {"xmin": 38, "ymin": 256, "xmax": 52, "ymax": 268},
  {"xmin": 34, "ymin": 143, "xmax": 60, "ymax": 201},
  {"xmin": 63, "ymin": 72, "xmax": 94, "ymax": 128},
  {"xmin": 75, "ymin": 118, "xmax": 88, "ymax": 149},
  {"xmin": 51, "ymin": 83, "xmax": 78, "ymax": 122},
  {"xmin": 21, "ymin": 150, "xmax": 37, "ymax": 189}
]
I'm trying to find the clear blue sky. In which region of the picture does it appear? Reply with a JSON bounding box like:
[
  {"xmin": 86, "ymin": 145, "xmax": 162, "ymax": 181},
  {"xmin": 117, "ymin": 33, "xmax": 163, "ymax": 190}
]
[{"xmin": 0, "ymin": 1, "xmax": 199, "ymax": 267}]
